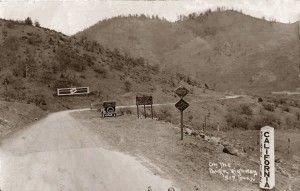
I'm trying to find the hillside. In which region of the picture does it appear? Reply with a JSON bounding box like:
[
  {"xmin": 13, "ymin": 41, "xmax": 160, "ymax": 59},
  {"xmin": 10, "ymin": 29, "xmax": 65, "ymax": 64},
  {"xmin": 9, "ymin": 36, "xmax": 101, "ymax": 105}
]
[
  {"xmin": 0, "ymin": 100, "xmax": 46, "ymax": 138},
  {"xmin": 0, "ymin": 18, "xmax": 198, "ymax": 111},
  {"xmin": 76, "ymin": 10, "xmax": 300, "ymax": 94}
]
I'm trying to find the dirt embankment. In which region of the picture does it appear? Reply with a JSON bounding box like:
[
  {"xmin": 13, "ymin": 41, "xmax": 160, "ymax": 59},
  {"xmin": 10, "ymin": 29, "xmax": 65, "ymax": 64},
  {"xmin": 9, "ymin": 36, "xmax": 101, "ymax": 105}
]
[
  {"xmin": 73, "ymin": 110, "xmax": 269, "ymax": 191},
  {"xmin": 0, "ymin": 100, "xmax": 46, "ymax": 139}
]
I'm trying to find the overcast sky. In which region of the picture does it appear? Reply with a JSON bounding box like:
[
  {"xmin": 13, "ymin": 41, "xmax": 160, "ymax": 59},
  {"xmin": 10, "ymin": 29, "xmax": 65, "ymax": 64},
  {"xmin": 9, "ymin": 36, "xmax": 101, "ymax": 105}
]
[{"xmin": 0, "ymin": 0, "xmax": 300, "ymax": 35}]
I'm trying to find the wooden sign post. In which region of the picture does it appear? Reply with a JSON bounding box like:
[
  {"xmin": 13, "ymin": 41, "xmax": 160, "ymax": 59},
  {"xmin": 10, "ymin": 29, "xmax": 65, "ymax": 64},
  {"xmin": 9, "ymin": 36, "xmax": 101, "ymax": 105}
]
[
  {"xmin": 136, "ymin": 94, "xmax": 153, "ymax": 119},
  {"xmin": 174, "ymin": 86, "xmax": 190, "ymax": 140}
]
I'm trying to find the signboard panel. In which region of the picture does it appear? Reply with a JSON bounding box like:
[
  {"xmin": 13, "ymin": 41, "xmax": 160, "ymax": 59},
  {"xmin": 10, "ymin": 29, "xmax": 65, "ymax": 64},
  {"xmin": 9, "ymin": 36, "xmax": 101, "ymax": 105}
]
[
  {"xmin": 175, "ymin": 99, "xmax": 189, "ymax": 111},
  {"xmin": 136, "ymin": 95, "xmax": 153, "ymax": 105},
  {"xmin": 174, "ymin": 86, "xmax": 190, "ymax": 140},
  {"xmin": 174, "ymin": 86, "xmax": 189, "ymax": 97},
  {"xmin": 260, "ymin": 126, "xmax": 275, "ymax": 189},
  {"xmin": 57, "ymin": 87, "xmax": 89, "ymax": 96}
]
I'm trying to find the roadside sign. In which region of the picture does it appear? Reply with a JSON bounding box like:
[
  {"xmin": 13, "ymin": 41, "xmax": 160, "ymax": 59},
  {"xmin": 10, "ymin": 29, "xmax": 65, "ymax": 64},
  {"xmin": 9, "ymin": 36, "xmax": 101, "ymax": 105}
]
[
  {"xmin": 174, "ymin": 86, "xmax": 190, "ymax": 140},
  {"xmin": 57, "ymin": 87, "xmax": 89, "ymax": 96},
  {"xmin": 174, "ymin": 86, "xmax": 189, "ymax": 97},
  {"xmin": 260, "ymin": 126, "xmax": 275, "ymax": 189},
  {"xmin": 136, "ymin": 95, "xmax": 153, "ymax": 105},
  {"xmin": 175, "ymin": 99, "xmax": 189, "ymax": 112},
  {"xmin": 136, "ymin": 94, "xmax": 154, "ymax": 119}
]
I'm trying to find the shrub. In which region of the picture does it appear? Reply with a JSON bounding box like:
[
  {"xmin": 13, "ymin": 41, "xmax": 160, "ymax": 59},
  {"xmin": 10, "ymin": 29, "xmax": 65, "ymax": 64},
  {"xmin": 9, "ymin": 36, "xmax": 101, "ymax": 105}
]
[
  {"xmin": 238, "ymin": 104, "xmax": 253, "ymax": 116},
  {"xmin": 28, "ymin": 33, "xmax": 42, "ymax": 45},
  {"xmin": 25, "ymin": 17, "xmax": 33, "ymax": 25},
  {"xmin": 140, "ymin": 75, "xmax": 151, "ymax": 82},
  {"xmin": 34, "ymin": 20, "xmax": 40, "ymax": 27},
  {"xmin": 266, "ymin": 97, "xmax": 280, "ymax": 107},
  {"xmin": 281, "ymin": 105, "xmax": 290, "ymax": 112},
  {"xmin": 278, "ymin": 98, "xmax": 287, "ymax": 105},
  {"xmin": 262, "ymin": 103, "xmax": 276, "ymax": 112},
  {"xmin": 124, "ymin": 81, "xmax": 132, "ymax": 92},
  {"xmin": 152, "ymin": 64, "xmax": 160, "ymax": 73},
  {"xmin": 6, "ymin": 20, "xmax": 16, "ymax": 29},
  {"xmin": 94, "ymin": 67, "xmax": 107, "ymax": 78},
  {"xmin": 154, "ymin": 107, "xmax": 172, "ymax": 123},
  {"xmin": 296, "ymin": 111, "xmax": 300, "ymax": 121},
  {"xmin": 188, "ymin": 115, "xmax": 193, "ymax": 122},
  {"xmin": 292, "ymin": 121, "xmax": 300, "ymax": 129},
  {"xmin": 119, "ymin": 107, "xmax": 133, "ymax": 115},
  {"xmin": 12, "ymin": 67, "xmax": 23, "ymax": 77},
  {"xmin": 53, "ymin": 75, "xmax": 80, "ymax": 89},
  {"xmin": 294, "ymin": 100, "xmax": 300, "ymax": 108},
  {"xmin": 258, "ymin": 97, "xmax": 263, "ymax": 102},
  {"xmin": 55, "ymin": 45, "xmax": 86, "ymax": 72},
  {"xmin": 285, "ymin": 117, "xmax": 292, "ymax": 127},
  {"xmin": 5, "ymin": 36, "xmax": 19, "ymax": 50},
  {"xmin": 33, "ymin": 94, "xmax": 46, "ymax": 106},
  {"xmin": 253, "ymin": 114, "xmax": 280, "ymax": 130},
  {"xmin": 225, "ymin": 113, "xmax": 249, "ymax": 129}
]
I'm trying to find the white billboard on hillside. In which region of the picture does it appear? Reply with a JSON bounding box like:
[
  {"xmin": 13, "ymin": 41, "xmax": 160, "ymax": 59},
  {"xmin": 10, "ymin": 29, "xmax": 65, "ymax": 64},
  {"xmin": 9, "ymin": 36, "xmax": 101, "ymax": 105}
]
[{"xmin": 57, "ymin": 87, "xmax": 90, "ymax": 96}]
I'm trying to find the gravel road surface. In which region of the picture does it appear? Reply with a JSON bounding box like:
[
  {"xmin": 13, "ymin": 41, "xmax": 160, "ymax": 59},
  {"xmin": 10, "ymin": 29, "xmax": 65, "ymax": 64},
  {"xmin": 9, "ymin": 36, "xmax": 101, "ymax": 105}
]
[{"xmin": 0, "ymin": 110, "xmax": 176, "ymax": 191}]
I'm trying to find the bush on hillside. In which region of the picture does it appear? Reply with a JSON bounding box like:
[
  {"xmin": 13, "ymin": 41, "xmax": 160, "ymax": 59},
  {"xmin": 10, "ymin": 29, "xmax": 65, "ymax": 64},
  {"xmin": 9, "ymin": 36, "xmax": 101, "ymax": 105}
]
[
  {"xmin": 281, "ymin": 105, "xmax": 290, "ymax": 112},
  {"xmin": 154, "ymin": 107, "xmax": 172, "ymax": 123},
  {"xmin": 4, "ymin": 36, "xmax": 19, "ymax": 51},
  {"xmin": 34, "ymin": 20, "xmax": 40, "ymax": 27},
  {"xmin": 124, "ymin": 81, "xmax": 132, "ymax": 92},
  {"xmin": 292, "ymin": 121, "xmax": 300, "ymax": 129},
  {"xmin": 28, "ymin": 33, "xmax": 43, "ymax": 45},
  {"xmin": 296, "ymin": 111, "xmax": 300, "ymax": 121},
  {"xmin": 53, "ymin": 75, "xmax": 81, "ymax": 89},
  {"xmin": 262, "ymin": 103, "xmax": 276, "ymax": 112},
  {"xmin": 237, "ymin": 103, "xmax": 253, "ymax": 116},
  {"xmin": 55, "ymin": 46, "xmax": 86, "ymax": 72},
  {"xmin": 33, "ymin": 94, "xmax": 46, "ymax": 106},
  {"xmin": 225, "ymin": 113, "xmax": 249, "ymax": 129},
  {"xmin": 25, "ymin": 17, "xmax": 33, "ymax": 25},
  {"xmin": 94, "ymin": 67, "xmax": 107, "ymax": 78},
  {"xmin": 6, "ymin": 20, "xmax": 17, "ymax": 29},
  {"xmin": 253, "ymin": 114, "xmax": 281, "ymax": 130},
  {"xmin": 139, "ymin": 74, "xmax": 151, "ymax": 82},
  {"xmin": 118, "ymin": 107, "xmax": 133, "ymax": 115}
]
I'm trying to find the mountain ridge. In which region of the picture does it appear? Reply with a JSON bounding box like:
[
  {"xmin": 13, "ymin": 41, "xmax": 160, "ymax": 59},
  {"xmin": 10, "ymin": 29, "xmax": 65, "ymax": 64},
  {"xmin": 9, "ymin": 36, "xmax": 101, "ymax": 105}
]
[{"xmin": 76, "ymin": 10, "xmax": 300, "ymax": 94}]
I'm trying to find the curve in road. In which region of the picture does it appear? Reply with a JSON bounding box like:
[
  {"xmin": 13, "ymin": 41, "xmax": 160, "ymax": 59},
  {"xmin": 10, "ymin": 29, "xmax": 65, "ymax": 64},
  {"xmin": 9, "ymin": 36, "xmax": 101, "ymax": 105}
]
[{"xmin": 0, "ymin": 110, "xmax": 177, "ymax": 191}]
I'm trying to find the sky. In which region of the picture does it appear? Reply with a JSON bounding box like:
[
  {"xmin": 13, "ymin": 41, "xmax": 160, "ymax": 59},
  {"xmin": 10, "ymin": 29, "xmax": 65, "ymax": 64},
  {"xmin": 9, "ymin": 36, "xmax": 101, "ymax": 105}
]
[{"xmin": 0, "ymin": 0, "xmax": 300, "ymax": 35}]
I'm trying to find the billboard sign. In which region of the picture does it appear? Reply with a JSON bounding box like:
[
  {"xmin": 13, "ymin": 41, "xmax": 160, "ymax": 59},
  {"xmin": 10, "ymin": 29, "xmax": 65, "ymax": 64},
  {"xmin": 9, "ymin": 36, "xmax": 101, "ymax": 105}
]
[
  {"xmin": 57, "ymin": 87, "xmax": 90, "ymax": 96},
  {"xmin": 136, "ymin": 95, "xmax": 153, "ymax": 105}
]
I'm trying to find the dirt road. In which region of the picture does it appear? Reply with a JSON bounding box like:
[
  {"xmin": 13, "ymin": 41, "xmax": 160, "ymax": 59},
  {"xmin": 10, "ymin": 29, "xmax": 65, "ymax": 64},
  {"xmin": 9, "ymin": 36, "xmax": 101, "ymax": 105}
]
[{"xmin": 0, "ymin": 110, "xmax": 177, "ymax": 191}]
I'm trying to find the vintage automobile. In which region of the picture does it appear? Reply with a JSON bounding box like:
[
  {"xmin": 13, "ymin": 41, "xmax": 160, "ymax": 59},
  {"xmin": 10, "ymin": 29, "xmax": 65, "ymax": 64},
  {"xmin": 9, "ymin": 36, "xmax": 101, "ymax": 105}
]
[{"xmin": 101, "ymin": 101, "xmax": 117, "ymax": 117}]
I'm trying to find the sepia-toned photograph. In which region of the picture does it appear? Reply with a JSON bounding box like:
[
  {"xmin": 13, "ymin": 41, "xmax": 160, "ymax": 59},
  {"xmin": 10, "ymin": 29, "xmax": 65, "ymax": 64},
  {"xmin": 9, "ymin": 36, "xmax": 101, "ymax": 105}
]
[{"xmin": 0, "ymin": 0, "xmax": 299, "ymax": 190}]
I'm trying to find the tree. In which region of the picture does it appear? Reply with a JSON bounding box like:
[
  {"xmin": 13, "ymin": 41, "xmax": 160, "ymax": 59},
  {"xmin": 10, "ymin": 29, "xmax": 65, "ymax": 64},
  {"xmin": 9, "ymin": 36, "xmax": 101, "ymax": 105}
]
[
  {"xmin": 34, "ymin": 20, "xmax": 40, "ymax": 27},
  {"xmin": 22, "ymin": 49, "xmax": 36, "ymax": 78},
  {"xmin": 25, "ymin": 17, "xmax": 33, "ymax": 25},
  {"xmin": 124, "ymin": 81, "xmax": 132, "ymax": 92}
]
